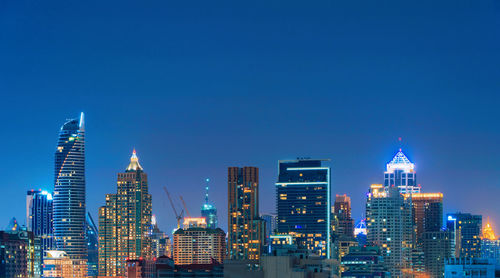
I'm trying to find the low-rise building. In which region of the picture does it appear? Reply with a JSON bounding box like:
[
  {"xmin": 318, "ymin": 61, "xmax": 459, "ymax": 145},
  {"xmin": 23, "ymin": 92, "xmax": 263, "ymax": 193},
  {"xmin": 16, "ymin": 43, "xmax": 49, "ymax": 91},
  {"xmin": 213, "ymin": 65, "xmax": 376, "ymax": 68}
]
[{"xmin": 445, "ymin": 258, "xmax": 499, "ymax": 278}]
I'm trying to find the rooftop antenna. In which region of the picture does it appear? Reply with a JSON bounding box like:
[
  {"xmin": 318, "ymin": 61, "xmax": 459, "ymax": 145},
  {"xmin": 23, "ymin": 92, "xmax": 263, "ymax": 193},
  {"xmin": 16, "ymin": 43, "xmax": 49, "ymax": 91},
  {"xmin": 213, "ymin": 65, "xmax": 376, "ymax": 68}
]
[{"xmin": 205, "ymin": 178, "xmax": 210, "ymax": 204}]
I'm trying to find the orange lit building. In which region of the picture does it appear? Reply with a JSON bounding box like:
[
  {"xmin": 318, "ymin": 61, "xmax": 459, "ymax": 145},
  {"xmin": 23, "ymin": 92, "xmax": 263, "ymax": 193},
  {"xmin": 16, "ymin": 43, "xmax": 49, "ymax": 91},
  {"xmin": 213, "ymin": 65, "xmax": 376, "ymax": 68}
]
[
  {"xmin": 173, "ymin": 217, "xmax": 226, "ymax": 265},
  {"xmin": 403, "ymin": 193, "xmax": 443, "ymax": 245},
  {"xmin": 481, "ymin": 218, "xmax": 500, "ymax": 264}
]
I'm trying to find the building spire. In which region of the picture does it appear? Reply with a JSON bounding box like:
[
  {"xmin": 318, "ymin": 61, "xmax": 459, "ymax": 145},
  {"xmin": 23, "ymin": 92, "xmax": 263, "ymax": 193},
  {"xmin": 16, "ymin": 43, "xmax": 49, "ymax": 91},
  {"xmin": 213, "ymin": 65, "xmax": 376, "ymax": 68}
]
[
  {"xmin": 205, "ymin": 178, "xmax": 210, "ymax": 204},
  {"xmin": 483, "ymin": 217, "xmax": 497, "ymax": 240},
  {"xmin": 126, "ymin": 149, "xmax": 143, "ymax": 171},
  {"xmin": 79, "ymin": 112, "xmax": 85, "ymax": 130}
]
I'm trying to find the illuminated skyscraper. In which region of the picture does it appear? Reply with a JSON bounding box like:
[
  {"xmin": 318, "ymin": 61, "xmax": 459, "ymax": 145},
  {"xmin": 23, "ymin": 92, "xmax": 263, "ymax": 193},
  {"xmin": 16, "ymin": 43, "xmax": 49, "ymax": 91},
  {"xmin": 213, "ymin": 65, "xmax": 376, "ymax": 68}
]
[
  {"xmin": 276, "ymin": 159, "xmax": 331, "ymax": 258},
  {"xmin": 333, "ymin": 194, "xmax": 354, "ymax": 238},
  {"xmin": 481, "ymin": 219, "xmax": 500, "ymax": 264},
  {"xmin": 53, "ymin": 113, "xmax": 87, "ymax": 261},
  {"xmin": 384, "ymin": 149, "xmax": 420, "ymax": 194},
  {"xmin": 201, "ymin": 178, "xmax": 218, "ymax": 229},
  {"xmin": 228, "ymin": 166, "xmax": 265, "ymax": 262},
  {"xmin": 26, "ymin": 189, "xmax": 54, "ymax": 254},
  {"xmin": 446, "ymin": 213, "xmax": 482, "ymax": 258},
  {"xmin": 98, "ymin": 150, "xmax": 153, "ymax": 277}
]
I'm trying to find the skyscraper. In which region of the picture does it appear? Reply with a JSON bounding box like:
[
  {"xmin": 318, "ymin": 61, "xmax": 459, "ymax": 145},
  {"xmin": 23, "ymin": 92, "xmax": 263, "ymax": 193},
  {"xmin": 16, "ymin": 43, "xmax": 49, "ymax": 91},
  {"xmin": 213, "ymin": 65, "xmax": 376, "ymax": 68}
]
[
  {"xmin": 86, "ymin": 213, "xmax": 98, "ymax": 277},
  {"xmin": 201, "ymin": 178, "xmax": 218, "ymax": 229},
  {"xmin": 366, "ymin": 184, "xmax": 413, "ymax": 277},
  {"xmin": 53, "ymin": 113, "xmax": 87, "ymax": 260},
  {"xmin": 446, "ymin": 213, "xmax": 482, "ymax": 258},
  {"xmin": 333, "ymin": 194, "xmax": 354, "ymax": 238},
  {"xmin": 481, "ymin": 219, "xmax": 500, "ymax": 265},
  {"xmin": 276, "ymin": 158, "xmax": 331, "ymax": 258},
  {"xmin": 422, "ymin": 231, "xmax": 451, "ymax": 277},
  {"xmin": 150, "ymin": 215, "xmax": 171, "ymax": 259},
  {"xmin": 384, "ymin": 149, "xmax": 420, "ymax": 194},
  {"xmin": 403, "ymin": 193, "xmax": 443, "ymax": 245},
  {"xmin": 26, "ymin": 189, "xmax": 54, "ymax": 254},
  {"xmin": 98, "ymin": 150, "xmax": 153, "ymax": 277},
  {"xmin": 228, "ymin": 166, "xmax": 265, "ymax": 262}
]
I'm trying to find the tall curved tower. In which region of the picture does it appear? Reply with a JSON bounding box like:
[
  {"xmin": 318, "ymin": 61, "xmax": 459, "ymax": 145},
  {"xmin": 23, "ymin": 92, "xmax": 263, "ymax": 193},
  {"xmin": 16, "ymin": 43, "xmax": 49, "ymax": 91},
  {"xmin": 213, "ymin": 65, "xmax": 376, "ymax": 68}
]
[{"xmin": 53, "ymin": 112, "xmax": 87, "ymax": 260}]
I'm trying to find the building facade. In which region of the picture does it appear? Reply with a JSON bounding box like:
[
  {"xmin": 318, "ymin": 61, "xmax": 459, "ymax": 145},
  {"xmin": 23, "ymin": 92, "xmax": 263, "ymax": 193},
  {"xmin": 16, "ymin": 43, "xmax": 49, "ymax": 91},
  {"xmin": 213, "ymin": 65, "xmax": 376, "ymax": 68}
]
[
  {"xmin": 341, "ymin": 246, "xmax": 389, "ymax": 278},
  {"xmin": 333, "ymin": 194, "xmax": 354, "ymax": 238},
  {"xmin": 53, "ymin": 113, "xmax": 87, "ymax": 261},
  {"xmin": 98, "ymin": 150, "xmax": 153, "ymax": 277},
  {"xmin": 481, "ymin": 219, "xmax": 500, "ymax": 265},
  {"xmin": 86, "ymin": 212, "xmax": 99, "ymax": 277},
  {"xmin": 26, "ymin": 189, "xmax": 54, "ymax": 254},
  {"xmin": 173, "ymin": 217, "xmax": 226, "ymax": 265},
  {"xmin": 0, "ymin": 230, "xmax": 41, "ymax": 278},
  {"xmin": 423, "ymin": 231, "xmax": 452, "ymax": 277},
  {"xmin": 42, "ymin": 250, "xmax": 87, "ymax": 278},
  {"xmin": 384, "ymin": 149, "xmax": 420, "ymax": 194},
  {"xmin": 150, "ymin": 215, "xmax": 171, "ymax": 259},
  {"xmin": 446, "ymin": 213, "xmax": 482, "ymax": 258},
  {"xmin": 228, "ymin": 166, "xmax": 265, "ymax": 261},
  {"xmin": 261, "ymin": 213, "xmax": 278, "ymax": 244},
  {"xmin": 404, "ymin": 193, "xmax": 443, "ymax": 246},
  {"xmin": 276, "ymin": 159, "xmax": 331, "ymax": 258},
  {"xmin": 201, "ymin": 179, "xmax": 218, "ymax": 229},
  {"xmin": 445, "ymin": 258, "xmax": 498, "ymax": 278}
]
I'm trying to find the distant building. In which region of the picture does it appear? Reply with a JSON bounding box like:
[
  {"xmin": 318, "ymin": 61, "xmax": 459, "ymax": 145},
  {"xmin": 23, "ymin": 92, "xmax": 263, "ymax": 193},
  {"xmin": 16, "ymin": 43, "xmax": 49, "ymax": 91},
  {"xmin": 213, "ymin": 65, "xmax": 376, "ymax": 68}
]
[
  {"xmin": 53, "ymin": 113, "xmax": 87, "ymax": 260},
  {"xmin": 126, "ymin": 258, "xmax": 155, "ymax": 278},
  {"xmin": 26, "ymin": 189, "xmax": 54, "ymax": 255},
  {"xmin": 334, "ymin": 237, "xmax": 358, "ymax": 261},
  {"xmin": 404, "ymin": 193, "xmax": 443, "ymax": 245},
  {"xmin": 333, "ymin": 194, "xmax": 354, "ymax": 238},
  {"xmin": 481, "ymin": 219, "xmax": 500, "ymax": 265},
  {"xmin": 98, "ymin": 150, "xmax": 153, "ymax": 277},
  {"xmin": 446, "ymin": 213, "xmax": 482, "ymax": 258},
  {"xmin": 173, "ymin": 217, "xmax": 226, "ymax": 265},
  {"xmin": 354, "ymin": 219, "xmax": 367, "ymax": 246},
  {"xmin": 43, "ymin": 250, "xmax": 87, "ymax": 278},
  {"xmin": 261, "ymin": 213, "xmax": 277, "ymax": 244},
  {"xmin": 0, "ymin": 230, "xmax": 41, "ymax": 278},
  {"xmin": 423, "ymin": 231, "xmax": 452, "ymax": 278},
  {"xmin": 150, "ymin": 215, "xmax": 171, "ymax": 259},
  {"xmin": 445, "ymin": 257, "xmax": 499, "ymax": 278},
  {"xmin": 228, "ymin": 167, "xmax": 265, "ymax": 262},
  {"xmin": 341, "ymin": 246, "xmax": 389, "ymax": 278},
  {"xmin": 156, "ymin": 256, "xmax": 224, "ymax": 277},
  {"xmin": 86, "ymin": 212, "xmax": 98, "ymax": 277},
  {"xmin": 366, "ymin": 184, "xmax": 413, "ymax": 277},
  {"xmin": 201, "ymin": 178, "xmax": 218, "ymax": 229},
  {"xmin": 384, "ymin": 149, "xmax": 420, "ymax": 194},
  {"xmin": 276, "ymin": 158, "xmax": 332, "ymax": 258}
]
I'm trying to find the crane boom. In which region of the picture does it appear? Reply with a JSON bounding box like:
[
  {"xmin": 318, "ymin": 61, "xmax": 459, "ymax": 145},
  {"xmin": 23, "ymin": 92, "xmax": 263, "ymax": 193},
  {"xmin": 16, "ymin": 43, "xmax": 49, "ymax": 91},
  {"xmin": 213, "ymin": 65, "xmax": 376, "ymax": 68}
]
[
  {"xmin": 179, "ymin": 196, "xmax": 191, "ymax": 217},
  {"xmin": 163, "ymin": 186, "xmax": 183, "ymax": 229}
]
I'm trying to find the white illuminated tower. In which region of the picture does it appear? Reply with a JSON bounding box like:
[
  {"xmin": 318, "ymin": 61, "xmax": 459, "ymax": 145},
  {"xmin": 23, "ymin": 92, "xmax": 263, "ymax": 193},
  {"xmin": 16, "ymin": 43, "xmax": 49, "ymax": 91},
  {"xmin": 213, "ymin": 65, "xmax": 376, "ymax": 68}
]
[{"xmin": 384, "ymin": 149, "xmax": 420, "ymax": 194}]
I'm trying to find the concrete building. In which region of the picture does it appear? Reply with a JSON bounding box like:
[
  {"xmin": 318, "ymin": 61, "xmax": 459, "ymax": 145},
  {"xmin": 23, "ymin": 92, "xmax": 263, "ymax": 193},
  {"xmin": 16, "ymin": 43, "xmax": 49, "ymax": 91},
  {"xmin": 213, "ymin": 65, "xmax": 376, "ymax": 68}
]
[
  {"xmin": 422, "ymin": 231, "xmax": 452, "ymax": 277},
  {"xmin": 156, "ymin": 256, "xmax": 224, "ymax": 277},
  {"xmin": 341, "ymin": 246, "xmax": 389, "ymax": 278},
  {"xmin": 0, "ymin": 230, "xmax": 41, "ymax": 278},
  {"xmin": 42, "ymin": 250, "xmax": 87, "ymax": 278},
  {"xmin": 445, "ymin": 258, "xmax": 499, "ymax": 278},
  {"xmin": 333, "ymin": 194, "xmax": 354, "ymax": 238}
]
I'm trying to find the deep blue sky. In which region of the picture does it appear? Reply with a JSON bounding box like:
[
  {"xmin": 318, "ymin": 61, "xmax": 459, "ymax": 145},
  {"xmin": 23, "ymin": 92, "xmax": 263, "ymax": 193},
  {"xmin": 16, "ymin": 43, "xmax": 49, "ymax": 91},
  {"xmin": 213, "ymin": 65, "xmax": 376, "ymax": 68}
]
[{"xmin": 1, "ymin": 0, "xmax": 499, "ymax": 235}]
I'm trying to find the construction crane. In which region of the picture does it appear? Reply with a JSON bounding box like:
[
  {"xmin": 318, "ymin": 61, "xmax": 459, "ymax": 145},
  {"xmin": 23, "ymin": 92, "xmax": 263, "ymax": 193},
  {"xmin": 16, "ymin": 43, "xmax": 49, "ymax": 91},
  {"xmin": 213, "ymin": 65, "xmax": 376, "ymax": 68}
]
[
  {"xmin": 179, "ymin": 195, "xmax": 191, "ymax": 218},
  {"xmin": 163, "ymin": 186, "xmax": 184, "ymax": 229}
]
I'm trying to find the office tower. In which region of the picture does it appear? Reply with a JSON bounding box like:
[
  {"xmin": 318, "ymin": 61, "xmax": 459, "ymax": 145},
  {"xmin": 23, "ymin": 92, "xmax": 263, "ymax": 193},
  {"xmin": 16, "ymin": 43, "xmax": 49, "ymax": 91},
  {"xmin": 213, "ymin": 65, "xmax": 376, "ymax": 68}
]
[
  {"xmin": 201, "ymin": 179, "xmax": 218, "ymax": 229},
  {"xmin": 341, "ymin": 246, "xmax": 389, "ymax": 278},
  {"xmin": 173, "ymin": 217, "xmax": 226, "ymax": 265},
  {"xmin": 261, "ymin": 213, "xmax": 278, "ymax": 244},
  {"xmin": 366, "ymin": 184, "xmax": 413, "ymax": 277},
  {"xmin": 86, "ymin": 213, "xmax": 98, "ymax": 277},
  {"xmin": 404, "ymin": 193, "xmax": 443, "ymax": 245},
  {"xmin": 384, "ymin": 149, "xmax": 420, "ymax": 194},
  {"xmin": 53, "ymin": 113, "xmax": 87, "ymax": 260},
  {"xmin": 0, "ymin": 230, "xmax": 41, "ymax": 278},
  {"xmin": 43, "ymin": 250, "xmax": 86, "ymax": 278},
  {"xmin": 98, "ymin": 150, "xmax": 153, "ymax": 277},
  {"xmin": 150, "ymin": 215, "xmax": 171, "ymax": 259},
  {"xmin": 228, "ymin": 166, "xmax": 265, "ymax": 262},
  {"xmin": 333, "ymin": 194, "xmax": 354, "ymax": 238},
  {"xmin": 422, "ymin": 231, "xmax": 451, "ymax": 277},
  {"xmin": 446, "ymin": 213, "xmax": 482, "ymax": 258},
  {"xmin": 481, "ymin": 219, "xmax": 500, "ymax": 264},
  {"xmin": 276, "ymin": 158, "xmax": 331, "ymax": 258},
  {"xmin": 26, "ymin": 189, "xmax": 54, "ymax": 253}
]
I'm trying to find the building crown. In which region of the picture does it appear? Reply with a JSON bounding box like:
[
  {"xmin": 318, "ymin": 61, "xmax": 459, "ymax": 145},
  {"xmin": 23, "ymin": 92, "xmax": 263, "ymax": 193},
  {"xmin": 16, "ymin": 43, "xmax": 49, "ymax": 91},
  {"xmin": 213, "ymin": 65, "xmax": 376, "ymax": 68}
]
[
  {"xmin": 482, "ymin": 218, "xmax": 497, "ymax": 240},
  {"xmin": 386, "ymin": 149, "xmax": 415, "ymax": 173},
  {"xmin": 126, "ymin": 149, "xmax": 143, "ymax": 171}
]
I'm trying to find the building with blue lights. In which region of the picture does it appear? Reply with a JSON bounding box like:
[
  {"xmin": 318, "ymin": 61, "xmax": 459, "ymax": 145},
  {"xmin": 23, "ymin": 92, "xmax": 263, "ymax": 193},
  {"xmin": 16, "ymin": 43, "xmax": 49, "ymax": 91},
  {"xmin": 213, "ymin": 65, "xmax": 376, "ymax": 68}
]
[
  {"xmin": 276, "ymin": 158, "xmax": 331, "ymax": 258},
  {"xmin": 27, "ymin": 189, "xmax": 54, "ymax": 255},
  {"xmin": 53, "ymin": 113, "xmax": 87, "ymax": 261},
  {"xmin": 201, "ymin": 179, "xmax": 218, "ymax": 229},
  {"xmin": 384, "ymin": 149, "xmax": 420, "ymax": 194},
  {"xmin": 86, "ymin": 213, "xmax": 98, "ymax": 277},
  {"xmin": 446, "ymin": 213, "xmax": 482, "ymax": 259}
]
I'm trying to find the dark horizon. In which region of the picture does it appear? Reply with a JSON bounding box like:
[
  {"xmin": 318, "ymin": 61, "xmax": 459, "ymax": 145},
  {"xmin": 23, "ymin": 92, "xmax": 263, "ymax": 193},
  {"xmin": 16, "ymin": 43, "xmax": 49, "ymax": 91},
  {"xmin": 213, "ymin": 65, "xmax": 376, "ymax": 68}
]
[{"xmin": 1, "ymin": 0, "xmax": 499, "ymax": 236}]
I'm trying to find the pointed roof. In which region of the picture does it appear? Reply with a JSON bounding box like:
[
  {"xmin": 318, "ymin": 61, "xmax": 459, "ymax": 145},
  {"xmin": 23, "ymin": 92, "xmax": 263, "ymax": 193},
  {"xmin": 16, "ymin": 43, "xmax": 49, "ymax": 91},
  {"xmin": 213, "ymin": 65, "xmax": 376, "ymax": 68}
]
[
  {"xmin": 79, "ymin": 112, "xmax": 85, "ymax": 130},
  {"xmin": 386, "ymin": 149, "xmax": 415, "ymax": 173},
  {"xmin": 483, "ymin": 218, "xmax": 497, "ymax": 240},
  {"xmin": 126, "ymin": 149, "xmax": 143, "ymax": 171}
]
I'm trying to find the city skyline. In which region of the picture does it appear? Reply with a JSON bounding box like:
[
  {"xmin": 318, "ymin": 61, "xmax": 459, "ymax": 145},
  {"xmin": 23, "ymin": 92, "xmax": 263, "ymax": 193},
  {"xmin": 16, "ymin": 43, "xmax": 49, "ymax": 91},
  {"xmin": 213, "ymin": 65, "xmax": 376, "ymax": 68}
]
[{"xmin": 1, "ymin": 0, "xmax": 499, "ymax": 238}]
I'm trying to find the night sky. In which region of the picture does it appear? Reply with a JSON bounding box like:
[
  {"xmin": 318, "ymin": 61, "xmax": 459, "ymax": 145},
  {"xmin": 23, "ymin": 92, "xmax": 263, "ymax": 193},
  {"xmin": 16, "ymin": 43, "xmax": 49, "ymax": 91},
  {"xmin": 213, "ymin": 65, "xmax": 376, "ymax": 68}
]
[{"xmin": 1, "ymin": 0, "xmax": 499, "ymax": 235}]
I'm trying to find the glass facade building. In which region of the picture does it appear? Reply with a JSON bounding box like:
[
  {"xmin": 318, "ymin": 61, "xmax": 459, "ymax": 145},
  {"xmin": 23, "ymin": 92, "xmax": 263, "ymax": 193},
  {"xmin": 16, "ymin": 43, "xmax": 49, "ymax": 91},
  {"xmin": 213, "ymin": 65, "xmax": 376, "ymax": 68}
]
[
  {"xmin": 446, "ymin": 213, "xmax": 482, "ymax": 259},
  {"xmin": 384, "ymin": 149, "xmax": 420, "ymax": 194},
  {"xmin": 276, "ymin": 159, "xmax": 331, "ymax": 258},
  {"xmin": 53, "ymin": 113, "xmax": 87, "ymax": 260},
  {"xmin": 26, "ymin": 189, "xmax": 54, "ymax": 254}
]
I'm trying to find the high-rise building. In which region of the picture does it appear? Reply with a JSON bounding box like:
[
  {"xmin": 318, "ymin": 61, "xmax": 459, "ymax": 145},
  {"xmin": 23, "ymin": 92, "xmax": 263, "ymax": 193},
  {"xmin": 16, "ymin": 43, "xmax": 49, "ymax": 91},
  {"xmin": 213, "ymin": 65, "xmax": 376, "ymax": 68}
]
[
  {"xmin": 366, "ymin": 184, "xmax": 413, "ymax": 277},
  {"xmin": 0, "ymin": 230, "xmax": 41, "ymax": 278},
  {"xmin": 404, "ymin": 193, "xmax": 443, "ymax": 245},
  {"xmin": 53, "ymin": 113, "xmax": 87, "ymax": 261},
  {"xmin": 26, "ymin": 189, "xmax": 54, "ymax": 254},
  {"xmin": 228, "ymin": 166, "xmax": 265, "ymax": 262},
  {"xmin": 150, "ymin": 215, "xmax": 171, "ymax": 259},
  {"xmin": 481, "ymin": 219, "xmax": 500, "ymax": 265},
  {"xmin": 201, "ymin": 178, "xmax": 218, "ymax": 229},
  {"xmin": 446, "ymin": 213, "xmax": 482, "ymax": 258},
  {"xmin": 333, "ymin": 194, "xmax": 354, "ymax": 238},
  {"xmin": 341, "ymin": 246, "xmax": 390, "ymax": 278},
  {"xmin": 261, "ymin": 213, "xmax": 278, "ymax": 244},
  {"xmin": 98, "ymin": 150, "xmax": 153, "ymax": 277},
  {"xmin": 422, "ymin": 231, "xmax": 451, "ymax": 277},
  {"xmin": 86, "ymin": 213, "xmax": 98, "ymax": 277},
  {"xmin": 43, "ymin": 250, "xmax": 87, "ymax": 278},
  {"xmin": 384, "ymin": 149, "xmax": 420, "ymax": 194},
  {"xmin": 276, "ymin": 159, "xmax": 331, "ymax": 258},
  {"xmin": 173, "ymin": 217, "xmax": 226, "ymax": 265}
]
